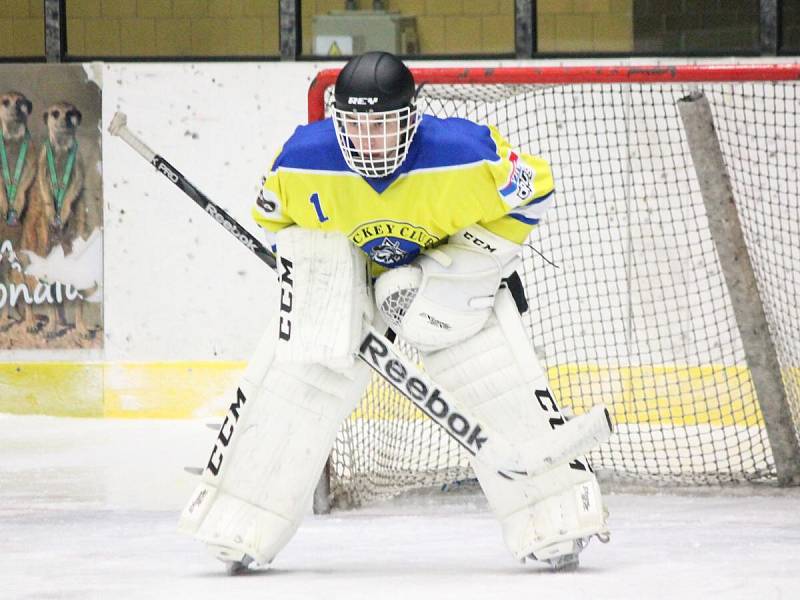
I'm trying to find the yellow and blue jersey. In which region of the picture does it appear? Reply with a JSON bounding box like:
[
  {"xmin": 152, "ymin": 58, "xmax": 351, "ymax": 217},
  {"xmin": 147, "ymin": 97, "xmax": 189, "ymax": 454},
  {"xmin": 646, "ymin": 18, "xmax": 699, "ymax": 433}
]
[{"xmin": 252, "ymin": 114, "xmax": 555, "ymax": 271}]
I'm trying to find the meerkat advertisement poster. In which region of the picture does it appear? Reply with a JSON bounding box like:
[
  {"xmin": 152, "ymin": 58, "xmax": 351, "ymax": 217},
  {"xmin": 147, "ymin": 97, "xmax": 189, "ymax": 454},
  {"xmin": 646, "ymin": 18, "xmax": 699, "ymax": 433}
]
[{"xmin": 0, "ymin": 65, "xmax": 102, "ymax": 349}]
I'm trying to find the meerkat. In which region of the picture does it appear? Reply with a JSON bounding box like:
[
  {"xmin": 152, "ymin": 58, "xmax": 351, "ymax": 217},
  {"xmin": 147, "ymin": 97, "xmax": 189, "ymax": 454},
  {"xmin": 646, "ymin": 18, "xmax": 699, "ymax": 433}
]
[
  {"xmin": 0, "ymin": 91, "xmax": 38, "ymax": 328},
  {"xmin": 21, "ymin": 101, "xmax": 88, "ymax": 337}
]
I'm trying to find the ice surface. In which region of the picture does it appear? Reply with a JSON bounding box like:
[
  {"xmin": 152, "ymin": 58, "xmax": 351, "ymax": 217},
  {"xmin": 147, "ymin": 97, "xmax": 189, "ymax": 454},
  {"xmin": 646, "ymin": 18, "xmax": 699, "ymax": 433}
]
[{"xmin": 2, "ymin": 415, "xmax": 799, "ymax": 600}]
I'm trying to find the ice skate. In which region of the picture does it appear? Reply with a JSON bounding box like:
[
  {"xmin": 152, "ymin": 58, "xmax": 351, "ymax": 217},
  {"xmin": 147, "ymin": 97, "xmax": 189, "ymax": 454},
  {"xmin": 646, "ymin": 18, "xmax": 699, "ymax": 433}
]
[
  {"xmin": 207, "ymin": 544, "xmax": 257, "ymax": 575},
  {"xmin": 527, "ymin": 537, "xmax": 587, "ymax": 572}
]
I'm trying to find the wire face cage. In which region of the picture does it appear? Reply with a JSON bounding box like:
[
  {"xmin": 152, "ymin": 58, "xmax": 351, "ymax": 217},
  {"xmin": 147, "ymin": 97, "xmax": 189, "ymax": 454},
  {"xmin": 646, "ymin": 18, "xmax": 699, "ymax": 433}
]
[
  {"xmin": 308, "ymin": 65, "xmax": 800, "ymax": 508},
  {"xmin": 331, "ymin": 103, "xmax": 420, "ymax": 178}
]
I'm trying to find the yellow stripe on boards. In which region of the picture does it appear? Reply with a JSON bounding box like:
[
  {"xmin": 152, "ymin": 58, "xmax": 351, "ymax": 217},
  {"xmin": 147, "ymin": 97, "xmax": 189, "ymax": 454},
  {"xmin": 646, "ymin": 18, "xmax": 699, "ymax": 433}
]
[
  {"xmin": 102, "ymin": 361, "xmax": 244, "ymax": 419},
  {"xmin": 0, "ymin": 361, "xmax": 245, "ymax": 419},
  {"xmin": 547, "ymin": 364, "xmax": 767, "ymax": 427},
  {"xmin": 355, "ymin": 365, "xmax": 782, "ymax": 428},
  {"xmin": 0, "ymin": 362, "xmax": 794, "ymax": 427},
  {"xmin": 0, "ymin": 362, "xmax": 105, "ymax": 417}
]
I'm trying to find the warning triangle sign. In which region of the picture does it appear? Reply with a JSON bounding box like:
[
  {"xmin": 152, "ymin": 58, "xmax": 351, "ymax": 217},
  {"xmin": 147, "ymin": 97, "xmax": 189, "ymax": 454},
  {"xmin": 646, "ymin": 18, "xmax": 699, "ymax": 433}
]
[{"xmin": 328, "ymin": 41, "xmax": 342, "ymax": 56}]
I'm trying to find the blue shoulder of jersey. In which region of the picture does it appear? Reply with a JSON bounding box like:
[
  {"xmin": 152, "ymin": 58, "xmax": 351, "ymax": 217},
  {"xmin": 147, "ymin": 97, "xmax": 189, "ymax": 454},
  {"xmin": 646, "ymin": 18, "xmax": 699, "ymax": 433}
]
[
  {"xmin": 270, "ymin": 119, "xmax": 348, "ymax": 173},
  {"xmin": 269, "ymin": 116, "xmax": 500, "ymax": 193},
  {"xmin": 270, "ymin": 116, "xmax": 499, "ymax": 174},
  {"xmin": 408, "ymin": 115, "xmax": 500, "ymax": 170}
]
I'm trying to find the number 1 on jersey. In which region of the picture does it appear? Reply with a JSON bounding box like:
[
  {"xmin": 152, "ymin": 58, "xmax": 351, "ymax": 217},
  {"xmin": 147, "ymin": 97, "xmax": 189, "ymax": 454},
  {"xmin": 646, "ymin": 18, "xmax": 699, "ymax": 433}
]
[{"xmin": 309, "ymin": 192, "xmax": 329, "ymax": 223}]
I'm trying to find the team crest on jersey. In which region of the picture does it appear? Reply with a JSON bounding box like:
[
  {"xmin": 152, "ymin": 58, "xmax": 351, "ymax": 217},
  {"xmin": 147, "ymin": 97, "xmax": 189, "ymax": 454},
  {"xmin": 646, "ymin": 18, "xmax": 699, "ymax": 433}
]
[
  {"xmin": 499, "ymin": 151, "xmax": 535, "ymax": 205},
  {"xmin": 349, "ymin": 220, "xmax": 440, "ymax": 267},
  {"xmin": 370, "ymin": 238, "xmax": 407, "ymax": 265}
]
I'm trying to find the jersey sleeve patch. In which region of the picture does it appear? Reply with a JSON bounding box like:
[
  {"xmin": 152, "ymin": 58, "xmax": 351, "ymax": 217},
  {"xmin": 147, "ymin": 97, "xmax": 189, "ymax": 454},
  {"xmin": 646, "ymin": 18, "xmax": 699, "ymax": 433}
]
[
  {"xmin": 498, "ymin": 150, "xmax": 537, "ymax": 208},
  {"xmin": 252, "ymin": 173, "xmax": 293, "ymax": 233}
]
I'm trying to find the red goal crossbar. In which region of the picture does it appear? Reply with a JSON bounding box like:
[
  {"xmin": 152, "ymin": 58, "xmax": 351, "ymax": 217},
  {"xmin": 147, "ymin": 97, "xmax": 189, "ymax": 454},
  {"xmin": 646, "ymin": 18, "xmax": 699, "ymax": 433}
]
[{"xmin": 308, "ymin": 63, "xmax": 800, "ymax": 123}]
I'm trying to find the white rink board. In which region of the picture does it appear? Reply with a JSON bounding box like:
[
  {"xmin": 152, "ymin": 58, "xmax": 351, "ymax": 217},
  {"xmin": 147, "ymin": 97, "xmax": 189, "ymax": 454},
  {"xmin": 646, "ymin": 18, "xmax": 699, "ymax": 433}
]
[{"xmin": 100, "ymin": 62, "xmax": 314, "ymax": 363}]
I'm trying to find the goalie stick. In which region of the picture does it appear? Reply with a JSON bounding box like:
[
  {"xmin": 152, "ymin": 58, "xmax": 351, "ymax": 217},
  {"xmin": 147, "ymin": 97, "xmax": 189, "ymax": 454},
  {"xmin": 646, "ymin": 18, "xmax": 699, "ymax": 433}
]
[{"xmin": 107, "ymin": 112, "xmax": 612, "ymax": 479}]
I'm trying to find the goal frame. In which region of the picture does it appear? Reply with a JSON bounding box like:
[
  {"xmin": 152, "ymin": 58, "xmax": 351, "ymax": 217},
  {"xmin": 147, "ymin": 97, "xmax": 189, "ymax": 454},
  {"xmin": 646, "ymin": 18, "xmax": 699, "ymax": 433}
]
[{"xmin": 308, "ymin": 63, "xmax": 800, "ymax": 510}]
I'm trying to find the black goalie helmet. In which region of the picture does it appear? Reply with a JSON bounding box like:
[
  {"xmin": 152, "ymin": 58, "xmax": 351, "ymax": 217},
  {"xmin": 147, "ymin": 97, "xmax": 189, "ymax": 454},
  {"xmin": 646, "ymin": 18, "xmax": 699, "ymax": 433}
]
[{"xmin": 332, "ymin": 52, "xmax": 420, "ymax": 178}]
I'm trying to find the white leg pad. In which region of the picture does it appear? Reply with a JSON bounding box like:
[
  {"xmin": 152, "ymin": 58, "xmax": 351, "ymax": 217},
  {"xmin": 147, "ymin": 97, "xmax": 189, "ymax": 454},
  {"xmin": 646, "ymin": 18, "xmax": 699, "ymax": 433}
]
[
  {"xmin": 423, "ymin": 287, "xmax": 609, "ymax": 561},
  {"xmin": 179, "ymin": 315, "xmax": 370, "ymax": 566},
  {"xmin": 472, "ymin": 459, "xmax": 607, "ymax": 560},
  {"xmin": 185, "ymin": 486, "xmax": 298, "ymax": 566},
  {"xmin": 274, "ymin": 227, "xmax": 372, "ymax": 370}
]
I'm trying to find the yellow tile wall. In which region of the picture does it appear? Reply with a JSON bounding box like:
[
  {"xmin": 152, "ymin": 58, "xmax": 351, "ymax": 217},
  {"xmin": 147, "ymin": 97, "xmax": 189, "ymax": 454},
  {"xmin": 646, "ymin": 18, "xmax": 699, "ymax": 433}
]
[
  {"xmin": 302, "ymin": 0, "xmax": 632, "ymax": 56},
  {"xmin": 0, "ymin": 0, "xmax": 45, "ymax": 57},
  {"xmin": 538, "ymin": 0, "xmax": 633, "ymax": 52},
  {"xmin": 1, "ymin": 0, "xmax": 634, "ymax": 59},
  {"xmin": 302, "ymin": 0, "xmax": 514, "ymax": 56},
  {"xmin": 61, "ymin": 0, "xmax": 280, "ymax": 57}
]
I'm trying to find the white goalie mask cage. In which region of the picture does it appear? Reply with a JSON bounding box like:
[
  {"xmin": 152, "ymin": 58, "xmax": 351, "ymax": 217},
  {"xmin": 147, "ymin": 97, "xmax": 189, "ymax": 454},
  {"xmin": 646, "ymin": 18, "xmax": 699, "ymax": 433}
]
[{"xmin": 331, "ymin": 103, "xmax": 420, "ymax": 178}]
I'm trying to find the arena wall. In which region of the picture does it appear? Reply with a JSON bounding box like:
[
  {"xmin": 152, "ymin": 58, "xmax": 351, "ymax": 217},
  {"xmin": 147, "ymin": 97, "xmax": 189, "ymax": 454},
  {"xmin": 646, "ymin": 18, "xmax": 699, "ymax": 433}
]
[{"xmin": 0, "ymin": 57, "xmax": 793, "ymax": 418}]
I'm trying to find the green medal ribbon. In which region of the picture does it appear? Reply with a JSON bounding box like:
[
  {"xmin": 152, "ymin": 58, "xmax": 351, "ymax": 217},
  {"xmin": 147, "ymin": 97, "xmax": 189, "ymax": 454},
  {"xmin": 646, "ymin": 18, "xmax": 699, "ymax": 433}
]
[
  {"xmin": 45, "ymin": 139, "xmax": 78, "ymax": 227},
  {"xmin": 0, "ymin": 129, "xmax": 30, "ymax": 224}
]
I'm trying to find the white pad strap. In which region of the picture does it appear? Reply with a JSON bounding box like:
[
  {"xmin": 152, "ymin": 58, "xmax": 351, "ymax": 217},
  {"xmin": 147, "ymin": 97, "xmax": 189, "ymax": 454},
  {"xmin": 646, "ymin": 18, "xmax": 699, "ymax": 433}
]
[{"xmin": 275, "ymin": 227, "xmax": 371, "ymax": 370}]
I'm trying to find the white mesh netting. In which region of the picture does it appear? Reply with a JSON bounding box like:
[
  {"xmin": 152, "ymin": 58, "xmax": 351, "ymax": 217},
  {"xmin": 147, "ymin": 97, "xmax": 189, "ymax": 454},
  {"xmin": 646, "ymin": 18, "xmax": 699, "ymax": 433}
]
[{"xmin": 316, "ymin": 69, "xmax": 800, "ymax": 507}]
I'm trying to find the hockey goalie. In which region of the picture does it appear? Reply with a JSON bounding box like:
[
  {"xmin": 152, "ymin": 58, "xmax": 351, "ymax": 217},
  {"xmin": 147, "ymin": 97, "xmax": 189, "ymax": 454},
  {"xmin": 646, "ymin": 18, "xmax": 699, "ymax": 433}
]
[{"xmin": 178, "ymin": 51, "xmax": 612, "ymax": 573}]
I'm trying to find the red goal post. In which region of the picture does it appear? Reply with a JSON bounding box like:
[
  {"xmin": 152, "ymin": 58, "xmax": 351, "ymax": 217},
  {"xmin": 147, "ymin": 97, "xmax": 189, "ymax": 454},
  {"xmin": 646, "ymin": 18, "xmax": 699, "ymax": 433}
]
[
  {"xmin": 308, "ymin": 63, "xmax": 800, "ymax": 509},
  {"xmin": 308, "ymin": 63, "xmax": 800, "ymax": 122}
]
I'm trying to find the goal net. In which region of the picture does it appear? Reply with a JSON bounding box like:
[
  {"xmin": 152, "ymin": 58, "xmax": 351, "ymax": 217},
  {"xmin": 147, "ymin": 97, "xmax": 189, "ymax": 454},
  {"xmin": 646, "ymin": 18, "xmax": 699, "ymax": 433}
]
[{"xmin": 308, "ymin": 64, "xmax": 800, "ymax": 508}]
